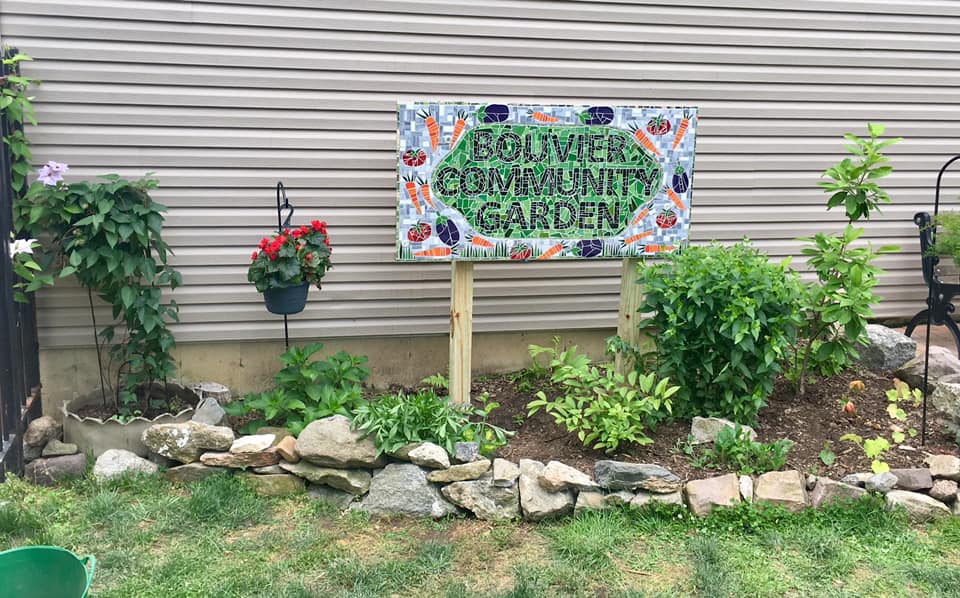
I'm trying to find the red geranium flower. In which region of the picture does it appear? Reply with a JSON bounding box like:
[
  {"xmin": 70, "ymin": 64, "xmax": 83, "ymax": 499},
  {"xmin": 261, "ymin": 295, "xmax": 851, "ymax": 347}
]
[{"xmin": 251, "ymin": 251, "xmax": 258, "ymax": 260}]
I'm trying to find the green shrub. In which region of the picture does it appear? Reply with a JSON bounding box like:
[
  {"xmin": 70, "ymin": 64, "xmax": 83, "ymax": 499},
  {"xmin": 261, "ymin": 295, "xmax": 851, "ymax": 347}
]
[
  {"xmin": 351, "ymin": 388, "xmax": 508, "ymax": 455},
  {"xmin": 677, "ymin": 424, "xmax": 793, "ymax": 475},
  {"xmin": 636, "ymin": 240, "xmax": 803, "ymax": 423},
  {"xmin": 224, "ymin": 342, "xmax": 368, "ymax": 435},
  {"xmin": 526, "ymin": 339, "xmax": 678, "ymax": 453}
]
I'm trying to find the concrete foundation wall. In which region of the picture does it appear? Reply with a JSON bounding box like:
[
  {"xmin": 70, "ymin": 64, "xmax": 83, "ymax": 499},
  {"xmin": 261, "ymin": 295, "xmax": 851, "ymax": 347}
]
[{"xmin": 39, "ymin": 329, "xmax": 613, "ymax": 418}]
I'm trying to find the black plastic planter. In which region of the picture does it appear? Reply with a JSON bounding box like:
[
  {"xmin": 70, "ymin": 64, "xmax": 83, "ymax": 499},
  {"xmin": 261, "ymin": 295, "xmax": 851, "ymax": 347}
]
[{"xmin": 262, "ymin": 282, "xmax": 309, "ymax": 315}]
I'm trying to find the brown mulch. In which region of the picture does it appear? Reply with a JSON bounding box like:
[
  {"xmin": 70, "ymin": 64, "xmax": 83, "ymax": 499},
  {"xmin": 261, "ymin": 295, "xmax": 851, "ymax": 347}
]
[{"xmin": 478, "ymin": 367, "xmax": 959, "ymax": 481}]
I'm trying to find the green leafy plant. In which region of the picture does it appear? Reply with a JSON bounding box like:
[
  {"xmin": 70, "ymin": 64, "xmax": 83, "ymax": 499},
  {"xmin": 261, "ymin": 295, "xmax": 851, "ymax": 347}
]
[
  {"xmin": 840, "ymin": 433, "xmax": 891, "ymax": 474},
  {"xmin": 681, "ymin": 425, "xmax": 793, "ymax": 476},
  {"xmin": 351, "ymin": 388, "xmax": 509, "ymax": 456},
  {"xmin": 840, "ymin": 379, "xmax": 921, "ymax": 473},
  {"xmin": 819, "ymin": 441, "xmax": 836, "ymax": 467},
  {"xmin": 525, "ymin": 338, "xmax": 678, "ymax": 453},
  {"xmin": 635, "ymin": 240, "xmax": 803, "ymax": 423},
  {"xmin": 224, "ymin": 342, "xmax": 369, "ymax": 435},
  {"xmin": 789, "ymin": 124, "xmax": 901, "ymax": 395}
]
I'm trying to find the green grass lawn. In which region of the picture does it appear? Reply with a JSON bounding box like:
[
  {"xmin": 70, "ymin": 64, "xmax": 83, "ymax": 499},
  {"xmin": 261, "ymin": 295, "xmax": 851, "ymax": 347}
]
[{"xmin": 2, "ymin": 472, "xmax": 960, "ymax": 597}]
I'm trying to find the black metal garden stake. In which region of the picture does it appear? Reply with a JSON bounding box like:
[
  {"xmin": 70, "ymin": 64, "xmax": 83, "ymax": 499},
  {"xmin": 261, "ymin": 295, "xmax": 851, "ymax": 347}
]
[
  {"xmin": 920, "ymin": 154, "xmax": 960, "ymax": 446},
  {"xmin": 276, "ymin": 181, "xmax": 295, "ymax": 349}
]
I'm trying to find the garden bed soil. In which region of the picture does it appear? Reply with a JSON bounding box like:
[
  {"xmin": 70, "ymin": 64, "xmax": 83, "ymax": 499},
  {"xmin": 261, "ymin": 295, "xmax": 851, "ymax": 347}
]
[
  {"xmin": 72, "ymin": 383, "xmax": 200, "ymax": 421},
  {"xmin": 476, "ymin": 367, "xmax": 960, "ymax": 480}
]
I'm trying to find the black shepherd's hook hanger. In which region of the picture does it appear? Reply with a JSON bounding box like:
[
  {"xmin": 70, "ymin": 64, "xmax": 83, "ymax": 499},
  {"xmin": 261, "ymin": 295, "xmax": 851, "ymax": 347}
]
[{"xmin": 276, "ymin": 181, "xmax": 295, "ymax": 230}]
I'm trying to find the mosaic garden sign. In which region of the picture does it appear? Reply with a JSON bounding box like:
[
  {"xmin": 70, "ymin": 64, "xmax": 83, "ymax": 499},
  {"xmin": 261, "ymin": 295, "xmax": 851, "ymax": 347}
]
[{"xmin": 396, "ymin": 103, "xmax": 698, "ymax": 261}]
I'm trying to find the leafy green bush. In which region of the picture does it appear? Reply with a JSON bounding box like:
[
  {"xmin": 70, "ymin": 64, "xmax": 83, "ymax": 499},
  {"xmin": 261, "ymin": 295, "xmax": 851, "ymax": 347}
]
[
  {"xmin": 224, "ymin": 342, "xmax": 368, "ymax": 435},
  {"xmin": 351, "ymin": 388, "xmax": 508, "ymax": 455},
  {"xmin": 678, "ymin": 424, "xmax": 793, "ymax": 475},
  {"xmin": 636, "ymin": 241, "xmax": 803, "ymax": 423},
  {"xmin": 788, "ymin": 124, "xmax": 900, "ymax": 395},
  {"xmin": 526, "ymin": 339, "xmax": 678, "ymax": 453}
]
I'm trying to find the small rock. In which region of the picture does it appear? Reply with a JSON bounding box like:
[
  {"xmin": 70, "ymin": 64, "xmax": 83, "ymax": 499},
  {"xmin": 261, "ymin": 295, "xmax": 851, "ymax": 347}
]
[
  {"xmin": 255, "ymin": 427, "xmax": 292, "ymax": 445},
  {"xmin": 931, "ymin": 373, "xmax": 960, "ymax": 433},
  {"xmin": 230, "ymin": 434, "xmax": 276, "ymax": 454},
  {"xmin": 141, "ymin": 421, "xmax": 235, "ymax": 464},
  {"xmin": 191, "ymin": 397, "xmax": 227, "ymax": 426},
  {"xmin": 237, "ymin": 472, "xmax": 304, "ymax": 496},
  {"xmin": 427, "ymin": 460, "xmax": 490, "ymax": 483},
  {"xmin": 442, "ymin": 476, "xmax": 520, "ymax": 521},
  {"xmin": 806, "ymin": 474, "xmax": 818, "ymax": 491},
  {"xmin": 574, "ymin": 490, "xmax": 635, "ymax": 514},
  {"xmin": 493, "ymin": 458, "xmax": 520, "ymax": 487},
  {"xmin": 754, "ymin": 471, "xmax": 808, "ymax": 512},
  {"xmin": 689, "ymin": 417, "xmax": 756, "ymax": 445},
  {"xmin": 275, "ymin": 436, "xmax": 299, "ymax": 463},
  {"xmin": 594, "ymin": 460, "xmax": 681, "ymax": 493},
  {"xmin": 453, "ymin": 442, "xmax": 481, "ymax": 464},
  {"xmin": 41, "ymin": 439, "xmax": 78, "ymax": 457},
  {"xmin": 518, "ymin": 459, "xmax": 574, "ymax": 521},
  {"xmin": 24, "ymin": 416, "xmax": 62, "ymax": 461},
  {"xmin": 538, "ymin": 461, "xmax": 599, "ymax": 492},
  {"xmin": 296, "ymin": 415, "xmax": 383, "ymax": 469},
  {"xmin": 630, "ymin": 490, "xmax": 682, "ymax": 508},
  {"xmin": 896, "ymin": 345, "xmax": 960, "ymax": 391},
  {"xmin": 739, "ymin": 475, "xmax": 754, "ymax": 503},
  {"xmin": 407, "ymin": 442, "xmax": 451, "ymax": 469},
  {"xmin": 280, "ymin": 461, "xmax": 372, "ymax": 494},
  {"xmin": 25, "ymin": 454, "xmax": 86, "ymax": 486},
  {"xmin": 360, "ymin": 463, "xmax": 458, "ymax": 519},
  {"xmin": 841, "ymin": 472, "xmax": 872, "ymax": 487},
  {"xmin": 93, "ymin": 449, "xmax": 158, "ymax": 480},
  {"xmin": 865, "ymin": 472, "xmax": 898, "ymax": 494},
  {"xmin": 253, "ymin": 465, "xmax": 286, "ymax": 474},
  {"xmin": 889, "ymin": 468, "xmax": 933, "ymax": 491},
  {"xmin": 885, "ymin": 490, "xmax": 951, "ymax": 522},
  {"xmin": 684, "ymin": 474, "xmax": 741, "ymax": 516},
  {"xmin": 810, "ymin": 478, "xmax": 867, "ymax": 509},
  {"xmin": 307, "ymin": 484, "xmax": 357, "ymax": 510},
  {"xmin": 925, "ymin": 454, "xmax": 960, "ymax": 480},
  {"xmin": 165, "ymin": 463, "xmax": 227, "ymax": 484},
  {"xmin": 199, "ymin": 450, "xmax": 279, "ymax": 469},
  {"xmin": 857, "ymin": 324, "xmax": 917, "ymax": 371},
  {"xmin": 929, "ymin": 479, "xmax": 958, "ymax": 503},
  {"xmin": 190, "ymin": 381, "xmax": 232, "ymax": 404}
]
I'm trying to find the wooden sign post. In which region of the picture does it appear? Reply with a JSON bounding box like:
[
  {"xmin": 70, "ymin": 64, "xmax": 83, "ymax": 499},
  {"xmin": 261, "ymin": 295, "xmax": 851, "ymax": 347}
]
[
  {"xmin": 615, "ymin": 258, "xmax": 643, "ymax": 375},
  {"xmin": 449, "ymin": 262, "xmax": 474, "ymax": 405}
]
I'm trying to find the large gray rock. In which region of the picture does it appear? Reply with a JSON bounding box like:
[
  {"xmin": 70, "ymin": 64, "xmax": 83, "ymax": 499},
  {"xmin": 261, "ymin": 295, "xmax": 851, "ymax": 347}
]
[
  {"xmin": 841, "ymin": 472, "xmax": 872, "ymax": 487},
  {"xmin": 889, "ymin": 468, "xmax": 933, "ymax": 491},
  {"xmin": 809, "ymin": 478, "xmax": 867, "ymax": 509},
  {"xmin": 426, "ymin": 460, "xmax": 490, "ymax": 483},
  {"xmin": 141, "ymin": 421, "xmax": 235, "ymax": 464},
  {"xmin": 93, "ymin": 449, "xmax": 158, "ymax": 480},
  {"xmin": 25, "ymin": 454, "xmax": 86, "ymax": 486},
  {"xmin": 360, "ymin": 463, "xmax": 457, "ymax": 519},
  {"xmin": 493, "ymin": 458, "xmax": 520, "ymax": 487},
  {"xmin": 406, "ymin": 442, "xmax": 451, "ymax": 470},
  {"xmin": 929, "ymin": 479, "xmax": 958, "ymax": 503},
  {"xmin": 296, "ymin": 415, "xmax": 383, "ymax": 469},
  {"xmin": 189, "ymin": 381, "xmax": 233, "ymax": 404},
  {"xmin": 574, "ymin": 490, "xmax": 635, "ymax": 514},
  {"xmin": 199, "ymin": 451, "xmax": 279, "ymax": 469},
  {"xmin": 931, "ymin": 374, "xmax": 960, "ymax": 433},
  {"xmin": 684, "ymin": 474, "xmax": 741, "ymax": 516},
  {"xmin": 230, "ymin": 434, "xmax": 276, "ymax": 454},
  {"xmin": 191, "ymin": 397, "xmax": 227, "ymax": 426},
  {"xmin": 689, "ymin": 417, "xmax": 756, "ymax": 445},
  {"xmin": 441, "ymin": 476, "xmax": 520, "ymax": 520},
  {"xmin": 866, "ymin": 471, "xmax": 898, "ymax": 494},
  {"xmin": 24, "ymin": 416, "xmax": 62, "ymax": 461},
  {"xmin": 885, "ymin": 490, "xmax": 951, "ymax": 522},
  {"xmin": 452, "ymin": 442, "xmax": 481, "ymax": 464},
  {"xmin": 164, "ymin": 462, "xmax": 227, "ymax": 484},
  {"xmin": 538, "ymin": 461, "xmax": 598, "ymax": 492},
  {"xmin": 896, "ymin": 345, "xmax": 960, "ymax": 391},
  {"xmin": 518, "ymin": 459, "xmax": 574, "ymax": 521},
  {"xmin": 857, "ymin": 324, "xmax": 917, "ymax": 371},
  {"xmin": 926, "ymin": 454, "xmax": 960, "ymax": 480},
  {"xmin": 41, "ymin": 439, "xmax": 78, "ymax": 457},
  {"xmin": 630, "ymin": 490, "xmax": 682, "ymax": 508},
  {"xmin": 279, "ymin": 461, "xmax": 371, "ymax": 494},
  {"xmin": 237, "ymin": 472, "xmax": 305, "ymax": 496},
  {"xmin": 754, "ymin": 470, "xmax": 808, "ymax": 512},
  {"xmin": 307, "ymin": 484, "xmax": 357, "ymax": 510},
  {"xmin": 594, "ymin": 460, "xmax": 681, "ymax": 493}
]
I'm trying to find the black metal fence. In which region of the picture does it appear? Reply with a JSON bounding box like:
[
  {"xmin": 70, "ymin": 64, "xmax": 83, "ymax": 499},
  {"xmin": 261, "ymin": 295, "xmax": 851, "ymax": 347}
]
[{"xmin": 0, "ymin": 46, "xmax": 42, "ymax": 481}]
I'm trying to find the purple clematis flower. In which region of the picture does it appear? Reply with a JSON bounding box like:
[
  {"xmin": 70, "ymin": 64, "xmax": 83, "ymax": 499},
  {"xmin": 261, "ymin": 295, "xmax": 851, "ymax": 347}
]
[{"xmin": 37, "ymin": 161, "xmax": 69, "ymax": 186}]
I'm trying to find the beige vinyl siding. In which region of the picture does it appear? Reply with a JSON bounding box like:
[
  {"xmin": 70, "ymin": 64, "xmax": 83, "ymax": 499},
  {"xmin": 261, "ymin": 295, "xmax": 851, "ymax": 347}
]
[{"xmin": 0, "ymin": 0, "xmax": 955, "ymax": 348}]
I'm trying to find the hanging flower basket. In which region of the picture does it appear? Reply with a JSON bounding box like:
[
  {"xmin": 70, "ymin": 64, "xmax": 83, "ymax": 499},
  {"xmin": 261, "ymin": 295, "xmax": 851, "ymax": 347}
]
[
  {"xmin": 262, "ymin": 282, "xmax": 310, "ymax": 315},
  {"xmin": 248, "ymin": 220, "xmax": 332, "ymax": 316}
]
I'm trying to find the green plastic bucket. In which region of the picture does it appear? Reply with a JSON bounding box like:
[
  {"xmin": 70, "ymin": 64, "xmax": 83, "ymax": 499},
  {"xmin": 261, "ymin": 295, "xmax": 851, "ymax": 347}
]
[{"xmin": 0, "ymin": 546, "xmax": 95, "ymax": 598}]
